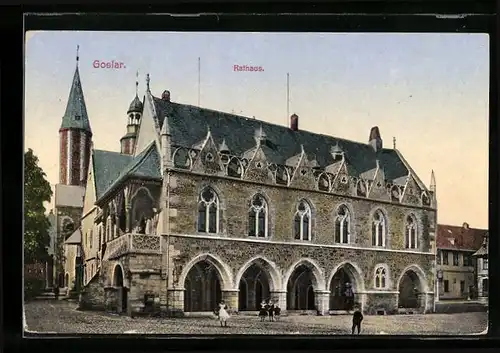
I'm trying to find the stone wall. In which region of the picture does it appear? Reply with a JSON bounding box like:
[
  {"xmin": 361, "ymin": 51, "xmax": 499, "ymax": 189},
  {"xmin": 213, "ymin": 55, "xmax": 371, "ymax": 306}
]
[
  {"xmin": 364, "ymin": 292, "xmax": 399, "ymax": 315},
  {"xmin": 79, "ymin": 273, "xmax": 105, "ymax": 310},
  {"xmin": 167, "ymin": 171, "xmax": 436, "ymax": 253}
]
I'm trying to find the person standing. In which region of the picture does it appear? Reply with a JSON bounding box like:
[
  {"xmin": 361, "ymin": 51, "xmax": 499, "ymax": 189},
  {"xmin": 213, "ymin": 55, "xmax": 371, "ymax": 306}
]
[
  {"xmin": 351, "ymin": 306, "xmax": 363, "ymax": 334},
  {"xmin": 53, "ymin": 285, "xmax": 60, "ymax": 301},
  {"xmin": 218, "ymin": 300, "xmax": 230, "ymax": 327}
]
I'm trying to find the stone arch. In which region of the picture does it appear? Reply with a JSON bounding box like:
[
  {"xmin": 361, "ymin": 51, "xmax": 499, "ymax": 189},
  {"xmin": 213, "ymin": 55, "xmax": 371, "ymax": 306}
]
[
  {"xmin": 178, "ymin": 253, "xmax": 233, "ymax": 291},
  {"xmin": 130, "ymin": 186, "xmax": 155, "ymax": 232},
  {"xmin": 328, "ymin": 261, "xmax": 365, "ymax": 310},
  {"xmin": 284, "ymin": 258, "xmax": 325, "ymax": 311},
  {"xmin": 292, "ymin": 198, "xmax": 316, "ymax": 241},
  {"xmin": 283, "ymin": 258, "xmax": 326, "ymax": 291},
  {"xmin": 112, "ymin": 263, "xmax": 126, "ymax": 287},
  {"xmin": 235, "ymin": 256, "xmax": 282, "ymax": 292},
  {"xmin": 172, "ymin": 146, "xmax": 193, "ymax": 169},
  {"xmin": 397, "ymin": 264, "xmax": 429, "ymax": 309}
]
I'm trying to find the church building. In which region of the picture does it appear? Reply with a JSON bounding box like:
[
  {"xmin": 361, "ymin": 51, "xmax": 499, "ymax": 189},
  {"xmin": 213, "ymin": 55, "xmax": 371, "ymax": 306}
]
[{"xmin": 60, "ymin": 52, "xmax": 438, "ymax": 316}]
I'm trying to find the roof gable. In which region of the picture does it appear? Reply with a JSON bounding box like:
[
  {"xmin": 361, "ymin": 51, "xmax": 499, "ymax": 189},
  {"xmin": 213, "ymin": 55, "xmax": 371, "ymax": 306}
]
[
  {"xmin": 154, "ymin": 98, "xmax": 409, "ymax": 181},
  {"xmin": 93, "ymin": 149, "xmax": 133, "ymax": 199},
  {"xmin": 98, "ymin": 142, "xmax": 162, "ymax": 201}
]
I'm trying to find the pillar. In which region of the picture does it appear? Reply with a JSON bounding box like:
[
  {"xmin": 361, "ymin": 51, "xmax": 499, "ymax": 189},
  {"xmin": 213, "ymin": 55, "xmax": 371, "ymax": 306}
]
[
  {"xmin": 315, "ymin": 290, "xmax": 330, "ymax": 316},
  {"xmin": 125, "ymin": 205, "xmax": 132, "ymax": 233},
  {"xmin": 222, "ymin": 289, "xmax": 239, "ymax": 313},
  {"xmin": 270, "ymin": 290, "xmax": 287, "ymax": 312},
  {"xmin": 167, "ymin": 288, "xmax": 185, "ymax": 316}
]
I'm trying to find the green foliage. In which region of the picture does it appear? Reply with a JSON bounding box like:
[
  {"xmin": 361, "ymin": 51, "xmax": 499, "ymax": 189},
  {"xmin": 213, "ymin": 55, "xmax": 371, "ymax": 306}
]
[{"xmin": 24, "ymin": 148, "xmax": 53, "ymax": 264}]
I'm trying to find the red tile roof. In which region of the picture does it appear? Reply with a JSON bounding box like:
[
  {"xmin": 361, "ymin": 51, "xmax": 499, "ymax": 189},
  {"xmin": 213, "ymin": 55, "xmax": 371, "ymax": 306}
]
[{"xmin": 437, "ymin": 223, "xmax": 487, "ymax": 251}]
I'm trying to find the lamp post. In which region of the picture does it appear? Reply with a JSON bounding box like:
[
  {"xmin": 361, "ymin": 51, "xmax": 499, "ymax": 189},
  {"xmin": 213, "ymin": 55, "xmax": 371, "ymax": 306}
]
[{"xmin": 436, "ymin": 270, "xmax": 443, "ymax": 306}]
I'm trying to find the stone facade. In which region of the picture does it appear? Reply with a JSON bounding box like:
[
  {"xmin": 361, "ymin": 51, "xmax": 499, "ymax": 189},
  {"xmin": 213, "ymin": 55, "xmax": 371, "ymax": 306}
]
[{"xmin": 67, "ymin": 73, "xmax": 438, "ymax": 317}]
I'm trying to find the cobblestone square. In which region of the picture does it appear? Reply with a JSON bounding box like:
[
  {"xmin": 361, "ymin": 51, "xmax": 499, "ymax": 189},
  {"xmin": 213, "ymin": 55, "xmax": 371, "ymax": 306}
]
[{"xmin": 24, "ymin": 300, "xmax": 488, "ymax": 335}]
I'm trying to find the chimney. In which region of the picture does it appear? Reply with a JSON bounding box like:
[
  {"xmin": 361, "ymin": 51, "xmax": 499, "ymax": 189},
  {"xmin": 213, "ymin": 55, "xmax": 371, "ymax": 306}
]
[
  {"xmin": 463, "ymin": 222, "xmax": 469, "ymax": 229},
  {"xmin": 290, "ymin": 113, "xmax": 299, "ymax": 131},
  {"xmin": 368, "ymin": 126, "xmax": 383, "ymax": 152},
  {"xmin": 161, "ymin": 90, "xmax": 171, "ymax": 102}
]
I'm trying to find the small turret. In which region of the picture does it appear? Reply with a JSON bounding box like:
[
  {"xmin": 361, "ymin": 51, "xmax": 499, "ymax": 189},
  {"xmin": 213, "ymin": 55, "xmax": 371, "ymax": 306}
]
[{"xmin": 368, "ymin": 126, "xmax": 383, "ymax": 152}]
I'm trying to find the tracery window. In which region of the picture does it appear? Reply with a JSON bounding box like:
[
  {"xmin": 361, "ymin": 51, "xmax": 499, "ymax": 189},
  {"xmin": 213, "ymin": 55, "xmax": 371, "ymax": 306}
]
[
  {"xmin": 198, "ymin": 187, "xmax": 220, "ymax": 233},
  {"xmin": 334, "ymin": 205, "xmax": 350, "ymax": 244},
  {"xmin": 374, "ymin": 266, "xmax": 387, "ymax": 289},
  {"xmin": 294, "ymin": 200, "xmax": 312, "ymax": 241},
  {"xmin": 248, "ymin": 194, "xmax": 268, "ymax": 237},
  {"xmin": 371, "ymin": 209, "xmax": 386, "ymax": 247},
  {"xmin": 405, "ymin": 214, "xmax": 418, "ymax": 249}
]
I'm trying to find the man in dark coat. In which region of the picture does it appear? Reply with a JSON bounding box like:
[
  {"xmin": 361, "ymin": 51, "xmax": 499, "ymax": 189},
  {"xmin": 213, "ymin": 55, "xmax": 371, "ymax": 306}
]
[{"xmin": 351, "ymin": 306, "xmax": 363, "ymax": 334}]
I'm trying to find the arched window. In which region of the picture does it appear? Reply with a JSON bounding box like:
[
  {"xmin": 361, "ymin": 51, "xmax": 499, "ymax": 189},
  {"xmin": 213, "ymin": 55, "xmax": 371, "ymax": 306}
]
[
  {"xmin": 405, "ymin": 215, "xmax": 418, "ymax": 249},
  {"xmin": 334, "ymin": 205, "xmax": 350, "ymax": 244},
  {"xmin": 294, "ymin": 200, "xmax": 312, "ymax": 241},
  {"xmin": 198, "ymin": 187, "xmax": 220, "ymax": 234},
  {"xmin": 371, "ymin": 209, "xmax": 386, "ymax": 247},
  {"xmin": 374, "ymin": 266, "xmax": 387, "ymax": 289},
  {"xmin": 248, "ymin": 194, "xmax": 268, "ymax": 237},
  {"xmin": 89, "ymin": 229, "xmax": 93, "ymax": 248}
]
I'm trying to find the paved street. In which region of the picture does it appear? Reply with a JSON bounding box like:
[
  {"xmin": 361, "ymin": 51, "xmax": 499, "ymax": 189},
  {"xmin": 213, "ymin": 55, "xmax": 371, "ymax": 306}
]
[{"xmin": 24, "ymin": 299, "xmax": 488, "ymax": 335}]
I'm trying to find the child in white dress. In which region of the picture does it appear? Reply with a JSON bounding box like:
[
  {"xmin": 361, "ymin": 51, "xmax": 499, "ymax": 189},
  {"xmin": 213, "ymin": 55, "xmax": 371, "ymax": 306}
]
[{"xmin": 218, "ymin": 301, "xmax": 230, "ymax": 327}]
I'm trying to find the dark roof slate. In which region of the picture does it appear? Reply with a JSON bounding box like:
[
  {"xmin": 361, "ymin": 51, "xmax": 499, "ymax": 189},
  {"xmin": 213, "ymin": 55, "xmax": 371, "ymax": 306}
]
[
  {"xmin": 60, "ymin": 66, "xmax": 92, "ymax": 132},
  {"xmin": 92, "ymin": 150, "xmax": 133, "ymax": 199},
  {"xmin": 98, "ymin": 142, "xmax": 162, "ymax": 201},
  {"xmin": 152, "ymin": 97, "xmax": 408, "ymax": 180}
]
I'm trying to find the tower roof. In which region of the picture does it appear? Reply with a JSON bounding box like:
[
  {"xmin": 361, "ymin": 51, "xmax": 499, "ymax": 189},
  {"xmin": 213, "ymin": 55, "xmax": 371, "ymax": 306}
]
[
  {"xmin": 127, "ymin": 95, "xmax": 144, "ymax": 114},
  {"xmin": 60, "ymin": 65, "xmax": 92, "ymax": 133}
]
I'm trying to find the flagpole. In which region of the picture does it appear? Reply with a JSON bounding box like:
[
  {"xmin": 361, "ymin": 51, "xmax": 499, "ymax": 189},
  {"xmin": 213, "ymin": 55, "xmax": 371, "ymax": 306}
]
[
  {"xmin": 286, "ymin": 72, "xmax": 290, "ymax": 125},
  {"xmin": 198, "ymin": 57, "xmax": 201, "ymax": 107}
]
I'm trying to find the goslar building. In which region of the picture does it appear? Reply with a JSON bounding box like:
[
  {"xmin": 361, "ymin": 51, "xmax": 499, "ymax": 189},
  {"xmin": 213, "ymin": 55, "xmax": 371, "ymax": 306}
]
[{"xmin": 60, "ymin": 58, "xmax": 438, "ymax": 316}]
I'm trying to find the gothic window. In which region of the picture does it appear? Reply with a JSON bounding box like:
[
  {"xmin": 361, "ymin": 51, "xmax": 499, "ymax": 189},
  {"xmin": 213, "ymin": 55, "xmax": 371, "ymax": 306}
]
[
  {"xmin": 294, "ymin": 200, "xmax": 312, "ymax": 241},
  {"xmin": 248, "ymin": 194, "xmax": 268, "ymax": 238},
  {"xmin": 371, "ymin": 209, "xmax": 386, "ymax": 247},
  {"xmin": 198, "ymin": 187, "xmax": 220, "ymax": 234},
  {"xmin": 334, "ymin": 205, "xmax": 351, "ymax": 244},
  {"xmin": 374, "ymin": 266, "xmax": 387, "ymax": 289},
  {"xmin": 89, "ymin": 230, "xmax": 93, "ymax": 249},
  {"xmin": 405, "ymin": 214, "xmax": 418, "ymax": 249}
]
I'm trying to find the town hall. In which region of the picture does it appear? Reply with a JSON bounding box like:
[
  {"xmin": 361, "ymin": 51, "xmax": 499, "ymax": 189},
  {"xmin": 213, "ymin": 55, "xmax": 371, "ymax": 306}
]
[{"xmin": 57, "ymin": 52, "xmax": 438, "ymax": 317}]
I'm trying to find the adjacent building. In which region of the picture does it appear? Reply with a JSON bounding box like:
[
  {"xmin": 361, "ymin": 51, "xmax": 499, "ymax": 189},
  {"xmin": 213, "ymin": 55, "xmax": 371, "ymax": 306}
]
[
  {"xmin": 436, "ymin": 223, "xmax": 487, "ymax": 301},
  {"xmin": 58, "ymin": 52, "xmax": 439, "ymax": 316},
  {"xmin": 472, "ymin": 232, "xmax": 489, "ymax": 301}
]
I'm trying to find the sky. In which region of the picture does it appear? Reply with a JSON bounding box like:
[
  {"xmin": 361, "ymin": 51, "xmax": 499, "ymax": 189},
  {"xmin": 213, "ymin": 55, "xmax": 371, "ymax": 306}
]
[{"xmin": 25, "ymin": 31, "xmax": 489, "ymax": 229}]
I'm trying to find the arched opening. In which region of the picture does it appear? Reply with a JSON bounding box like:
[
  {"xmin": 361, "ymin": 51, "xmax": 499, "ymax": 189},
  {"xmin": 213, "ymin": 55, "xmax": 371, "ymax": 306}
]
[
  {"xmin": 330, "ymin": 264, "xmax": 358, "ymax": 310},
  {"xmin": 482, "ymin": 278, "xmax": 488, "ymax": 296},
  {"xmin": 131, "ymin": 187, "xmax": 155, "ymax": 232},
  {"xmin": 113, "ymin": 265, "xmax": 127, "ymax": 313},
  {"xmin": 398, "ymin": 270, "xmax": 422, "ymax": 309},
  {"xmin": 238, "ymin": 264, "xmax": 271, "ymax": 311},
  {"xmin": 287, "ymin": 264, "xmax": 316, "ymax": 310},
  {"xmin": 184, "ymin": 260, "xmax": 222, "ymax": 312},
  {"xmin": 65, "ymin": 273, "xmax": 69, "ymax": 288},
  {"xmin": 238, "ymin": 279, "xmax": 248, "ymax": 311}
]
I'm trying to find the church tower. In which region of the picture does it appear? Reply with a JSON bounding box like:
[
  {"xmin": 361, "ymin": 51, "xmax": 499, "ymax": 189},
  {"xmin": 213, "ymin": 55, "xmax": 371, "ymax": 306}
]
[
  {"xmin": 120, "ymin": 72, "xmax": 143, "ymax": 155},
  {"xmin": 59, "ymin": 46, "xmax": 93, "ymax": 186}
]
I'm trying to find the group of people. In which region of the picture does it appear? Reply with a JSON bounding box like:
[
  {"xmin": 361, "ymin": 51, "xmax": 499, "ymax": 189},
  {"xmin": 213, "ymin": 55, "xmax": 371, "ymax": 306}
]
[{"xmin": 258, "ymin": 299, "xmax": 281, "ymax": 322}]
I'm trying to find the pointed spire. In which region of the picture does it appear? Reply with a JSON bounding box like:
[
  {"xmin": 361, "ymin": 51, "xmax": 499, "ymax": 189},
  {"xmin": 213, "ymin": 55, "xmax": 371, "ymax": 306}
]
[
  {"xmin": 76, "ymin": 45, "xmax": 80, "ymax": 66},
  {"xmin": 393, "ymin": 137, "xmax": 396, "ymax": 149},
  {"xmin": 430, "ymin": 170, "xmax": 436, "ymax": 192},
  {"xmin": 60, "ymin": 57, "xmax": 92, "ymax": 133},
  {"xmin": 219, "ymin": 139, "xmax": 230, "ymax": 153},
  {"xmin": 146, "ymin": 73, "xmax": 150, "ymax": 92}
]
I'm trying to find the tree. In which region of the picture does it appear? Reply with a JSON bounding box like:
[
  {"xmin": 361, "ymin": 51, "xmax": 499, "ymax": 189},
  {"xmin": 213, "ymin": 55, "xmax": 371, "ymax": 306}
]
[{"xmin": 24, "ymin": 148, "xmax": 53, "ymax": 264}]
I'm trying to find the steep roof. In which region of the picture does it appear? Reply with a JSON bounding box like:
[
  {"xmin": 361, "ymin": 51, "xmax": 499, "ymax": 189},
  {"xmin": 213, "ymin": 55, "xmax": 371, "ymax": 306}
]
[
  {"xmin": 98, "ymin": 142, "xmax": 162, "ymax": 201},
  {"xmin": 472, "ymin": 233, "xmax": 488, "ymax": 257},
  {"xmin": 60, "ymin": 66, "xmax": 92, "ymax": 132},
  {"xmin": 437, "ymin": 223, "xmax": 487, "ymax": 251},
  {"xmin": 92, "ymin": 150, "xmax": 133, "ymax": 199},
  {"xmin": 152, "ymin": 97, "xmax": 409, "ymax": 180}
]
